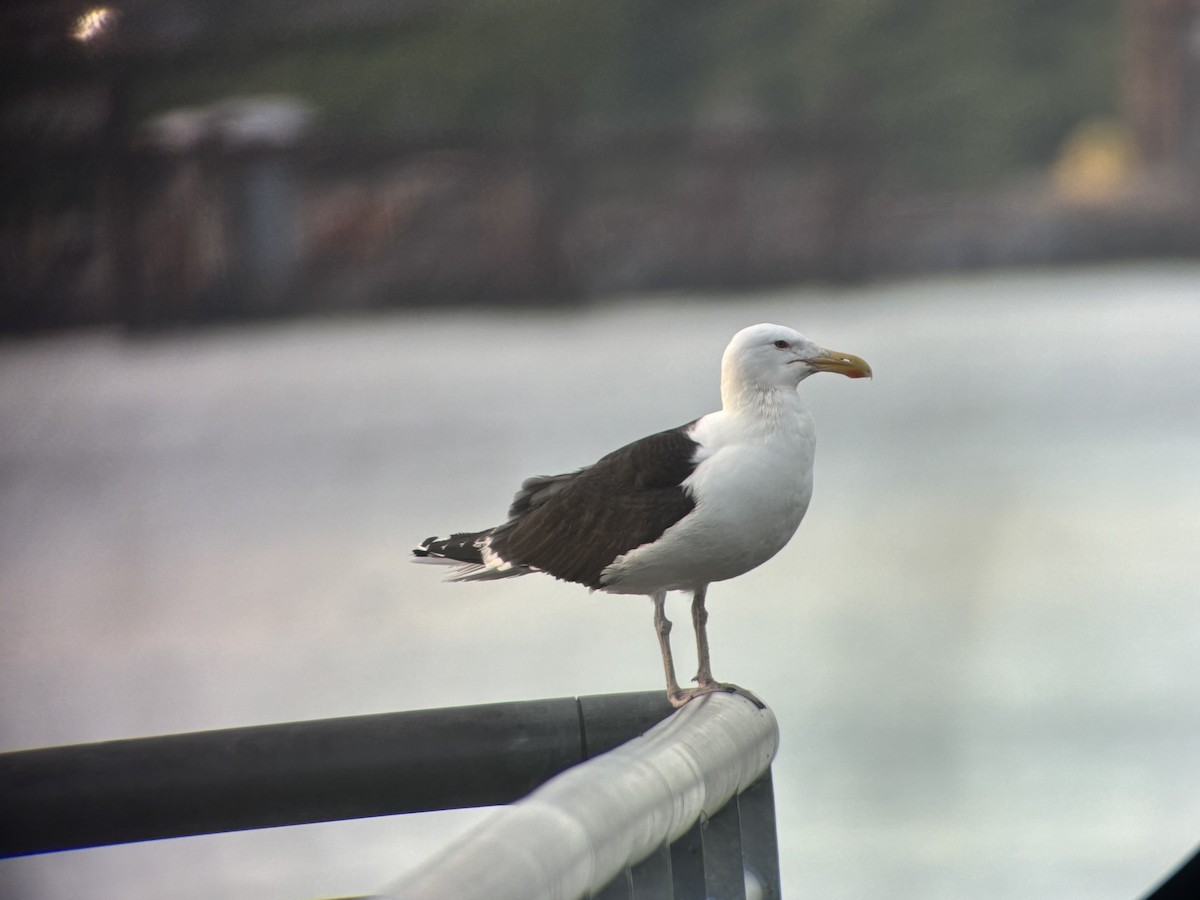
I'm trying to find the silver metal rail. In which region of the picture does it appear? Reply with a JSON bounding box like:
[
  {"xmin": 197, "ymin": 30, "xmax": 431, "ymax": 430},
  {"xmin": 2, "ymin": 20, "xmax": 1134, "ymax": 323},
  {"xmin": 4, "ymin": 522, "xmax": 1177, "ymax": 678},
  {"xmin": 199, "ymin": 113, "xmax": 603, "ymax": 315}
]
[
  {"xmin": 1, "ymin": 690, "xmax": 781, "ymax": 898},
  {"xmin": 382, "ymin": 690, "xmax": 779, "ymax": 900}
]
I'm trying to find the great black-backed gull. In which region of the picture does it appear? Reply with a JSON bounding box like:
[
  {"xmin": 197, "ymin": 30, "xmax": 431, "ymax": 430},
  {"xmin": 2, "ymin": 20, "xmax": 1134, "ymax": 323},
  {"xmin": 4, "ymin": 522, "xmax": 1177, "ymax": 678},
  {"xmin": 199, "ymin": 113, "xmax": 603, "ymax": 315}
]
[{"xmin": 414, "ymin": 323, "xmax": 871, "ymax": 706}]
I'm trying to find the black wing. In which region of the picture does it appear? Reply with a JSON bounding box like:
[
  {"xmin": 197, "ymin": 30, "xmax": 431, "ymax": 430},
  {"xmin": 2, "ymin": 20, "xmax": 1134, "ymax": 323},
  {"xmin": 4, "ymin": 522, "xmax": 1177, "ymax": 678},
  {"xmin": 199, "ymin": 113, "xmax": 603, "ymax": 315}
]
[{"xmin": 490, "ymin": 424, "xmax": 699, "ymax": 588}]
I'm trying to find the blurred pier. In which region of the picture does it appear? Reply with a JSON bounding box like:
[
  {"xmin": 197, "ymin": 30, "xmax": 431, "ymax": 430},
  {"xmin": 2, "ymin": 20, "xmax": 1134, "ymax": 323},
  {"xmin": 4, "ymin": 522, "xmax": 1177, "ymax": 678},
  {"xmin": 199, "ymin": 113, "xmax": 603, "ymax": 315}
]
[{"xmin": 3, "ymin": 1, "xmax": 1200, "ymax": 330}]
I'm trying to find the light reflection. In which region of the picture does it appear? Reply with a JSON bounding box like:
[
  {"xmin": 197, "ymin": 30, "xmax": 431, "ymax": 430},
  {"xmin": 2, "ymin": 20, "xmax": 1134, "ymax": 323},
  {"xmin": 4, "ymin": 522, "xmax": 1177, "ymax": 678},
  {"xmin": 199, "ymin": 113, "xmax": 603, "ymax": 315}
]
[{"xmin": 71, "ymin": 6, "xmax": 115, "ymax": 44}]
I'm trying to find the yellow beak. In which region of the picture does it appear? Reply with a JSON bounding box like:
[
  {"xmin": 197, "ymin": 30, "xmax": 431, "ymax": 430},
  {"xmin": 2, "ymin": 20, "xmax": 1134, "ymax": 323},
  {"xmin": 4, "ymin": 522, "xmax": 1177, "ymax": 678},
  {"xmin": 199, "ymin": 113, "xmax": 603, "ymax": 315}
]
[{"xmin": 806, "ymin": 349, "xmax": 873, "ymax": 379}]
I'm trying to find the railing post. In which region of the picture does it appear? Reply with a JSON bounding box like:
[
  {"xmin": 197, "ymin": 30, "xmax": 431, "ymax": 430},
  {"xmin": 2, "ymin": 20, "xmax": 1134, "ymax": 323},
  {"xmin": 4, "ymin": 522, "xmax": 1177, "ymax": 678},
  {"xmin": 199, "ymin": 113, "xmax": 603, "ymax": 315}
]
[
  {"xmin": 669, "ymin": 821, "xmax": 706, "ymax": 898},
  {"xmin": 738, "ymin": 771, "xmax": 783, "ymax": 899},
  {"xmin": 628, "ymin": 841, "xmax": 675, "ymax": 898},
  {"xmin": 700, "ymin": 798, "xmax": 749, "ymax": 899}
]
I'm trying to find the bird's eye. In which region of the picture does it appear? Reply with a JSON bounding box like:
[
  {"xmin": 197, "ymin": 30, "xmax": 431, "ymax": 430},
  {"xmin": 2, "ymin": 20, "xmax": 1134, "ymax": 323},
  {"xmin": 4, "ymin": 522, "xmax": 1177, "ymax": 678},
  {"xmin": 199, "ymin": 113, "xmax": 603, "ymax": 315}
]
[{"xmin": 773, "ymin": 339, "xmax": 790, "ymax": 349}]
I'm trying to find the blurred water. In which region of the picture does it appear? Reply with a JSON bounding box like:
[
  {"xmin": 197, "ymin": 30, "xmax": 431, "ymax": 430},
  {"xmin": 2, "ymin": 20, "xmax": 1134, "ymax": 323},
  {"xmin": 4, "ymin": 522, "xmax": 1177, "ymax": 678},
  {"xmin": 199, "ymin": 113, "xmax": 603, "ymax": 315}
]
[{"xmin": 2, "ymin": 264, "xmax": 1199, "ymax": 900}]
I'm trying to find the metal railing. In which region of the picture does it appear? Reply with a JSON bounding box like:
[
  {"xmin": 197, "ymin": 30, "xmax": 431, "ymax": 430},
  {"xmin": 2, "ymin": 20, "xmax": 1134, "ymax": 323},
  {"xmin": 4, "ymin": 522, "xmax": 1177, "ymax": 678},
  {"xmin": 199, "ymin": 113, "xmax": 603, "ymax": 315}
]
[{"xmin": 0, "ymin": 690, "xmax": 781, "ymax": 899}]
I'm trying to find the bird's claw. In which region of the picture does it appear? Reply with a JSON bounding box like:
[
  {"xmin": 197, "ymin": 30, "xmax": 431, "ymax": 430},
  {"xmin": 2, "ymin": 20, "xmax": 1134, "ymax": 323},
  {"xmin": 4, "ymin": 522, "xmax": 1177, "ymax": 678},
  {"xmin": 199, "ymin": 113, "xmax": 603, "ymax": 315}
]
[{"xmin": 667, "ymin": 681, "xmax": 765, "ymax": 709}]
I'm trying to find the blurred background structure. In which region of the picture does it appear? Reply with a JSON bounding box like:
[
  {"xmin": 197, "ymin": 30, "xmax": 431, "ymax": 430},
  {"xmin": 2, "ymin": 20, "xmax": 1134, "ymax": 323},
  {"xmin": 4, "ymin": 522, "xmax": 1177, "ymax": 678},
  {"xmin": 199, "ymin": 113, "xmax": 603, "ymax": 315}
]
[
  {"xmin": 3, "ymin": 4, "xmax": 1200, "ymax": 900},
  {"xmin": 2, "ymin": 0, "xmax": 1199, "ymax": 330}
]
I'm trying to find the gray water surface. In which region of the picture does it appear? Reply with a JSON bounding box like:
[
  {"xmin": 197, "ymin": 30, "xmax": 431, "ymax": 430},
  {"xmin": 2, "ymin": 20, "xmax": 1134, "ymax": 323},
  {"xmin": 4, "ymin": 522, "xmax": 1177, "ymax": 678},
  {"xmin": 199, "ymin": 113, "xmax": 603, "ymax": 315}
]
[{"xmin": 2, "ymin": 264, "xmax": 1199, "ymax": 899}]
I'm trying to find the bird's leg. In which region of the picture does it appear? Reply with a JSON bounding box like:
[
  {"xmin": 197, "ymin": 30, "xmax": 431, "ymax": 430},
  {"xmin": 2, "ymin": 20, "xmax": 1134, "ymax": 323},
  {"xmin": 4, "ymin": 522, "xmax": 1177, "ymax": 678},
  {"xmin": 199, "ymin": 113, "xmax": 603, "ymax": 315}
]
[
  {"xmin": 691, "ymin": 585, "xmax": 717, "ymax": 687},
  {"xmin": 655, "ymin": 588, "xmax": 762, "ymax": 709},
  {"xmin": 652, "ymin": 591, "xmax": 688, "ymax": 706}
]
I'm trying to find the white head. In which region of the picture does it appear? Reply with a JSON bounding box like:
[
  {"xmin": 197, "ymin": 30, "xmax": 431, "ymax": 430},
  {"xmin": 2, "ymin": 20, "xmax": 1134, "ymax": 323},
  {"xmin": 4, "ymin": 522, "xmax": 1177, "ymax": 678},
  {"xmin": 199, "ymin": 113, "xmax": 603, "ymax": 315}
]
[{"xmin": 721, "ymin": 323, "xmax": 871, "ymax": 407}]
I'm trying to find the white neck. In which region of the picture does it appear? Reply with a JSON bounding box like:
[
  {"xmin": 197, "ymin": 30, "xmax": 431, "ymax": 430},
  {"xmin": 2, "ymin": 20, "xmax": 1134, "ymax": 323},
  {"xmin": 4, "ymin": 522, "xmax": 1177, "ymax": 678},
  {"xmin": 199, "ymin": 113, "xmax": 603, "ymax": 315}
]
[{"xmin": 720, "ymin": 376, "xmax": 807, "ymax": 432}]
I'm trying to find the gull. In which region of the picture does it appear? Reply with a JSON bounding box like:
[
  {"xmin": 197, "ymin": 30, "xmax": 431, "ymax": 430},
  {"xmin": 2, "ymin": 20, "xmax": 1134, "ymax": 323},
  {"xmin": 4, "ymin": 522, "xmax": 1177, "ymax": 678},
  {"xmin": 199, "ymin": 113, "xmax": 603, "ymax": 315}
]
[{"xmin": 415, "ymin": 323, "xmax": 871, "ymax": 706}]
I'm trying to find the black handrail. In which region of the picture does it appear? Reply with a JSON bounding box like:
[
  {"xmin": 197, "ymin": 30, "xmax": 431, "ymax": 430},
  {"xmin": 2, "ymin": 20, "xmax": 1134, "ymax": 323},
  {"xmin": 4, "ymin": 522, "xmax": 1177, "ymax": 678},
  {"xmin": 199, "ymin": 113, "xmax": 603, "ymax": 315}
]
[{"xmin": 0, "ymin": 691, "xmax": 672, "ymax": 858}]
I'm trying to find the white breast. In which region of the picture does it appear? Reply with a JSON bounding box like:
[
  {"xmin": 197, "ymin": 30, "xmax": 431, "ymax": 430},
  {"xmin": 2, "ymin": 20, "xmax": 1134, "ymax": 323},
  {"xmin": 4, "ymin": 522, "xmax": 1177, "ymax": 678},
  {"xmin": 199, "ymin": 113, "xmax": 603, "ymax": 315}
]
[{"xmin": 599, "ymin": 397, "xmax": 816, "ymax": 595}]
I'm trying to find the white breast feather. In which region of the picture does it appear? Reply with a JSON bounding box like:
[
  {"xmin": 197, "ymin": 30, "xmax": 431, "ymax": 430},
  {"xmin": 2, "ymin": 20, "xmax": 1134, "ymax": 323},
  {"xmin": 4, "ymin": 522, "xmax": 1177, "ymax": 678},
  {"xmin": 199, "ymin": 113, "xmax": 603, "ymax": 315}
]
[{"xmin": 599, "ymin": 399, "xmax": 816, "ymax": 594}]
